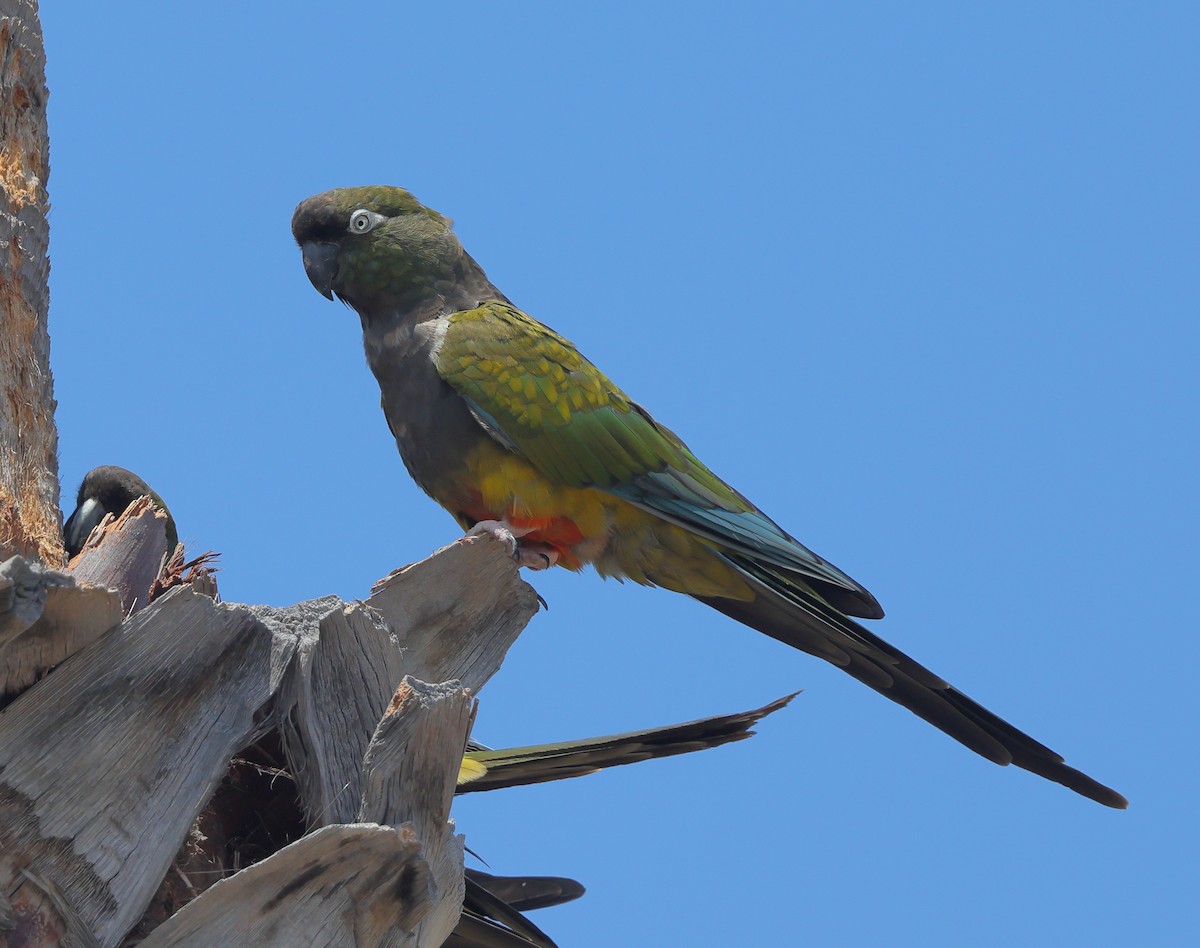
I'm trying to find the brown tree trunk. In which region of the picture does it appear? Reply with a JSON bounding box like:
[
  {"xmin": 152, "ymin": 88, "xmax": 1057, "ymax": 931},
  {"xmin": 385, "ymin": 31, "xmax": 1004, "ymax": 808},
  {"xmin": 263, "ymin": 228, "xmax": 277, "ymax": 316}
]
[{"xmin": 0, "ymin": 0, "xmax": 59, "ymax": 566}]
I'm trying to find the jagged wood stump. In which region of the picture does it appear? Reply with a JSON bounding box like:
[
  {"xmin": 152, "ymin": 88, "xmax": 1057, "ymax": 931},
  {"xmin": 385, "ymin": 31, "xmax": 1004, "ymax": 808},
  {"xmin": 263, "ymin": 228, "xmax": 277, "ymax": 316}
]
[{"xmin": 0, "ymin": 513, "xmax": 539, "ymax": 948}]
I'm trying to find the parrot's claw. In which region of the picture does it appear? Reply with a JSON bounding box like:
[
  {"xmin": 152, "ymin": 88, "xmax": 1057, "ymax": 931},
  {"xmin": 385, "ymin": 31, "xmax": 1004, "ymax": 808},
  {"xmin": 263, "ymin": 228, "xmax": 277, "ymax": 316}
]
[
  {"xmin": 464, "ymin": 520, "xmax": 558, "ymax": 570},
  {"xmin": 515, "ymin": 542, "xmax": 559, "ymax": 571}
]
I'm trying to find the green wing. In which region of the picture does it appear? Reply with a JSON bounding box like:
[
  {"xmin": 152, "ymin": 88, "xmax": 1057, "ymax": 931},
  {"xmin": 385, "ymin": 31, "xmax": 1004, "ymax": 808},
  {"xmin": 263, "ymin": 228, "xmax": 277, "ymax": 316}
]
[
  {"xmin": 436, "ymin": 302, "xmax": 700, "ymax": 489},
  {"xmin": 434, "ymin": 301, "xmax": 879, "ymax": 613}
]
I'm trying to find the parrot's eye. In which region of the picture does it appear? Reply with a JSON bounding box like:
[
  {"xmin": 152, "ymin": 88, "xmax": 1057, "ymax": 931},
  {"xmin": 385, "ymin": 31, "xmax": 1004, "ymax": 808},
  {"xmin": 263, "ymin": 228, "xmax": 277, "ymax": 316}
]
[{"xmin": 348, "ymin": 209, "xmax": 383, "ymax": 235}]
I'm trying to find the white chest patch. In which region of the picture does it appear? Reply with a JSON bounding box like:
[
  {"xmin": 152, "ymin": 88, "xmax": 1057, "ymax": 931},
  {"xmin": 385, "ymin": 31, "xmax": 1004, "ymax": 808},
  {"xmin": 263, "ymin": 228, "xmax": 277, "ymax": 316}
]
[{"xmin": 414, "ymin": 316, "xmax": 451, "ymax": 361}]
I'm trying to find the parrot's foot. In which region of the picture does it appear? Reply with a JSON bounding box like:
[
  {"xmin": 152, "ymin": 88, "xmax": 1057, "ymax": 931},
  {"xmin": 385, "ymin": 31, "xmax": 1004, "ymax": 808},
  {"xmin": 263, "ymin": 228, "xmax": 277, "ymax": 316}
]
[
  {"xmin": 514, "ymin": 541, "xmax": 559, "ymax": 571},
  {"xmin": 464, "ymin": 520, "xmax": 559, "ymax": 570},
  {"xmin": 463, "ymin": 520, "xmax": 530, "ymax": 556},
  {"xmin": 465, "ymin": 519, "xmax": 532, "ymax": 555}
]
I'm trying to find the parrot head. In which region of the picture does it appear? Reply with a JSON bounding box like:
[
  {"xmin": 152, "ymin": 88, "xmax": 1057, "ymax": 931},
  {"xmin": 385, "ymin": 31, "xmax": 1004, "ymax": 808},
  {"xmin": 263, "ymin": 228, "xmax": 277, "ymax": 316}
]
[
  {"xmin": 63, "ymin": 465, "xmax": 177, "ymax": 558},
  {"xmin": 291, "ymin": 186, "xmax": 472, "ymax": 314}
]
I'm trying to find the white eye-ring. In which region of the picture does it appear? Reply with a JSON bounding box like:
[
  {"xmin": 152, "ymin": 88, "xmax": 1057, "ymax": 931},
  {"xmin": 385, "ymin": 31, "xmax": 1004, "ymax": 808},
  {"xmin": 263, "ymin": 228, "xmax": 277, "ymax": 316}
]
[{"xmin": 348, "ymin": 209, "xmax": 384, "ymax": 234}]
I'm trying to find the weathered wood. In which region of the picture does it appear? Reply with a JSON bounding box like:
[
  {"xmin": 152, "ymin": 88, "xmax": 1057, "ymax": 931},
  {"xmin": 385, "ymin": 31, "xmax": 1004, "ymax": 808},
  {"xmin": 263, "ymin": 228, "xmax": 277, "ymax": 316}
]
[
  {"xmin": 0, "ymin": 586, "xmax": 290, "ymax": 947},
  {"xmin": 0, "ymin": 554, "xmax": 64, "ymax": 647},
  {"xmin": 279, "ymin": 538, "xmax": 538, "ymax": 829},
  {"xmin": 137, "ymin": 823, "xmax": 431, "ymax": 948},
  {"xmin": 122, "ymin": 736, "xmax": 306, "ymax": 945},
  {"xmin": 5, "ymin": 867, "xmax": 100, "ymax": 948},
  {"xmin": 141, "ymin": 679, "xmax": 475, "ymax": 948},
  {"xmin": 368, "ymin": 535, "xmax": 541, "ymax": 695},
  {"xmin": 272, "ymin": 599, "xmax": 405, "ymax": 827},
  {"xmin": 0, "ymin": 540, "xmax": 547, "ymax": 946},
  {"xmin": 65, "ymin": 495, "xmax": 170, "ymax": 615},
  {"xmin": 248, "ymin": 592, "xmax": 343, "ymax": 708},
  {"xmin": 360, "ymin": 679, "xmax": 475, "ymax": 948},
  {"xmin": 0, "ymin": 0, "xmax": 59, "ymax": 566},
  {"xmin": 0, "ymin": 554, "xmax": 122, "ymax": 702},
  {"xmin": 360, "ymin": 679, "xmax": 474, "ymax": 836}
]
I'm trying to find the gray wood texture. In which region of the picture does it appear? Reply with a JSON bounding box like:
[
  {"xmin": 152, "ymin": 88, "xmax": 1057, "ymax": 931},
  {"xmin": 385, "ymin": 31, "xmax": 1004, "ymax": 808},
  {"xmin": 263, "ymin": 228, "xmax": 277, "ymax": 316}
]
[
  {"xmin": 0, "ymin": 554, "xmax": 122, "ymax": 702},
  {"xmin": 0, "ymin": 586, "xmax": 285, "ymax": 946},
  {"xmin": 0, "ymin": 538, "xmax": 542, "ymax": 947},
  {"xmin": 359, "ymin": 679, "xmax": 476, "ymax": 947},
  {"xmin": 66, "ymin": 495, "xmax": 170, "ymax": 615},
  {"xmin": 139, "ymin": 664, "xmax": 483, "ymax": 947},
  {"xmin": 279, "ymin": 536, "xmax": 539, "ymax": 829},
  {"xmin": 138, "ymin": 823, "xmax": 430, "ymax": 948},
  {"xmin": 369, "ymin": 536, "xmax": 541, "ymax": 694}
]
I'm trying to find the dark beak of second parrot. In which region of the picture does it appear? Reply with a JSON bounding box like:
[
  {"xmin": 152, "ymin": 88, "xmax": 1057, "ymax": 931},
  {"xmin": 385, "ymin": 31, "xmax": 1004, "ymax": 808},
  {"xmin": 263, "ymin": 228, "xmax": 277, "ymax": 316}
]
[
  {"xmin": 300, "ymin": 241, "xmax": 339, "ymax": 300},
  {"xmin": 63, "ymin": 496, "xmax": 104, "ymax": 559}
]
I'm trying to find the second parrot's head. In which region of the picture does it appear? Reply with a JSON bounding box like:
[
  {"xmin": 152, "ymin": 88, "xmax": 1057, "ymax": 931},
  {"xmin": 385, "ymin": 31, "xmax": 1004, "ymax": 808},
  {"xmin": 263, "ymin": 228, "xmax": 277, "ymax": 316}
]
[
  {"xmin": 292, "ymin": 186, "xmax": 469, "ymax": 315},
  {"xmin": 63, "ymin": 465, "xmax": 178, "ymax": 558}
]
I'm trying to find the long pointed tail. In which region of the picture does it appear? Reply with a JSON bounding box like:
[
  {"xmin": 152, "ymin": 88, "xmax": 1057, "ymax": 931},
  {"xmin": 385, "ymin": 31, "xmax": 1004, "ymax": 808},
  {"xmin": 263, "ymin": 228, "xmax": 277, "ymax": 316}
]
[
  {"xmin": 456, "ymin": 693, "xmax": 795, "ymax": 793},
  {"xmin": 448, "ymin": 872, "xmax": 561, "ymax": 948},
  {"xmin": 698, "ymin": 554, "xmax": 1127, "ymax": 808},
  {"xmin": 465, "ymin": 869, "xmax": 585, "ymax": 913}
]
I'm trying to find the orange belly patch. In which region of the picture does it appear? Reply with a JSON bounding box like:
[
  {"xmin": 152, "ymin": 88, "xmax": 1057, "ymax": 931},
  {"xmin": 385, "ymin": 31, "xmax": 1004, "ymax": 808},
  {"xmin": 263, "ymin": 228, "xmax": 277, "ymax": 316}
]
[
  {"xmin": 444, "ymin": 439, "xmax": 751, "ymax": 599},
  {"xmin": 450, "ymin": 443, "xmax": 614, "ymax": 570}
]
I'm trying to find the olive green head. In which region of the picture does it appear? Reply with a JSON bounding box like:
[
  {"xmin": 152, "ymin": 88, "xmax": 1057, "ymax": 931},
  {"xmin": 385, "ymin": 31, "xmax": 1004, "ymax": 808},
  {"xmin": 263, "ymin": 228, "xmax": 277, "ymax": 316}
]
[{"xmin": 291, "ymin": 186, "xmax": 468, "ymax": 314}]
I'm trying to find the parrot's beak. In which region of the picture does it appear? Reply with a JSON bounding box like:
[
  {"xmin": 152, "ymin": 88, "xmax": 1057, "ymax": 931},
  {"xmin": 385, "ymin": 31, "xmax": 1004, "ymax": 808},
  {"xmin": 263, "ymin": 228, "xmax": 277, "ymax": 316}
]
[
  {"xmin": 63, "ymin": 496, "xmax": 104, "ymax": 558},
  {"xmin": 300, "ymin": 241, "xmax": 339, "ymax": 300}
]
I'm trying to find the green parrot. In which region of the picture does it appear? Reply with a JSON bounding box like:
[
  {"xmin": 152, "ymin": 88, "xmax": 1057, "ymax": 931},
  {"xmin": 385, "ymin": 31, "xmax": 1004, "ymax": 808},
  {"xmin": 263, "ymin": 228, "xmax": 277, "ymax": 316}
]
[
  {"xmin": 291, "ymin": 186, "xmax": 1126, "ymax": 809},
  {"xmin": 63, "ymin": 465, "xmax": 178, "ymax": 558}
]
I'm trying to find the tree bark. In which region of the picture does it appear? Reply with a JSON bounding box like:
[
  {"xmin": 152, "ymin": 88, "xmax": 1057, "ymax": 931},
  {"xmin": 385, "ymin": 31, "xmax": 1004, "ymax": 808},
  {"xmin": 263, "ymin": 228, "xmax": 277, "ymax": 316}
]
[{"xmin": 0, "ymin": 0, "xmax": 59, "ymax": 566}]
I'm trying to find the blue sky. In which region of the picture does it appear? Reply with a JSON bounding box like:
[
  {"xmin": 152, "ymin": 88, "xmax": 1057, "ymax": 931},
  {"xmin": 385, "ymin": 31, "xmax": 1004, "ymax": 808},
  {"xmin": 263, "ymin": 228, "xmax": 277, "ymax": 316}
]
[{"xmin": 43, "ymin": 3, "xmax": 1195, "ymax": 945}]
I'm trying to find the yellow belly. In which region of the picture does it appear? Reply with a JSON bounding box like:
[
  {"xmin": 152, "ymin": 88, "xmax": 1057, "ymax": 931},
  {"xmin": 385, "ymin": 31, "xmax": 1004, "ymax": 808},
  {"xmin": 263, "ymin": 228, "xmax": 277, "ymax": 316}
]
[{"xmin": 451, "ymin": 441, "xmax": 752, "ymax": 601}]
